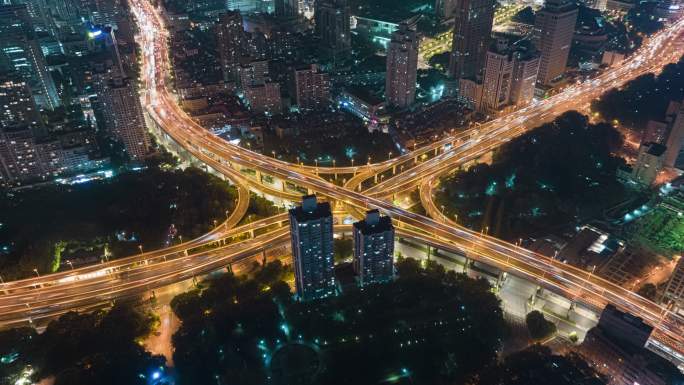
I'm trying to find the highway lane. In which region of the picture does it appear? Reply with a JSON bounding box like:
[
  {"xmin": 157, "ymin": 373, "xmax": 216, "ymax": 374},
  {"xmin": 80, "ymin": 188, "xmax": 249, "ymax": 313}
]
[{"xmin": 363, "ymin": 32, "xmax": 684, "ymax": 197}]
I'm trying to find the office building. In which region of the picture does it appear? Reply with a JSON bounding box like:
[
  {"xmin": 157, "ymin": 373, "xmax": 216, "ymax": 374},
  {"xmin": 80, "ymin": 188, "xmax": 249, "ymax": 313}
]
[
  {"xmin": 314, "ymin": 0, "xmax": 351, "ymax": 61},
  {"xmin": 289, "ymin": 195, "xmax": 335, "ymax": 301},
  {"xmin": 95, "ymin": 76, "xmax": 150, "ymax": 160},
  {"xmin": 244, "ymin": 81, "xmax": 282, "ymax": 115},
  {"xmin": 0, "ymin": 4, "xmax": 61, "ymax": 110},
  {"xmin": 632, "ymin": 142, "xmax": 666, "ymax": 186},
  {"xmin": 481, "ymin": 40, "xmax": 515, "ymax": 112},
  {"xmin": 664, "ymin": 104, "xmax": 684, "ymax": 168},
  {"xmin": 533, "ymin": 0, "xmax": 578, "ymax": 86},
  {"xmin": 353, "ymin": 210, "xmax": 395, "ymax": 286},
  {"xmin": 448, "ymin": 0, "xmax": 495, "ymax": 83},
  {"xmin": 509, "ymin": 45, "xmax": 540, "ymax": 108},
  {"xmin": 291, "ymin": 64, "xmax": 330, "ymax": 110},
  {"xmin": 385, "ymin": 22, "xmax": 419, "ymax": 109},
  {"xmin": 662, "ymin": 257, "xmax": 684, "ymax": 311},
  {"xmin": 216, "ymin": 11, "xmax": 245, "ymax": 82},
  {"xmin": 275, "ymin": 0, "xmax": 299, "ymax": 19}
]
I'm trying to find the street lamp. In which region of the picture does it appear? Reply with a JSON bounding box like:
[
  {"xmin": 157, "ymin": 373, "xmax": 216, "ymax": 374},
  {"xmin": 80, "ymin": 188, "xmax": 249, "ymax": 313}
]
[
  {"xmin": 138, "ymin": 245, "xmax": 144, "ymax": 255},
  {"xmin": 271, "ymin": 150, "xmax": 276, "ymax": 158},
  {"xmin": 33, "ymin": 269, "xmax": 40, "ymax": 278},
  {"xmin": 453, "ymin": 214, "xmax": 458, "ymax": 223},
  {"xmin": 67, "ymin": 261, "xmax": 74, "ymax": 270},
  {"xmin": 388, "ymin": 151, "xmax": 392, "ymax": 160},
  {"xmin": 367, "ymin": 155, "xmax": 371, "ymax": 165}
]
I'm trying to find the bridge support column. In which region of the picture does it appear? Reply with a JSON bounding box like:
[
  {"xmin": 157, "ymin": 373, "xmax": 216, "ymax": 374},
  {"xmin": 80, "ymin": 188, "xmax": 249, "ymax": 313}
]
[
  {"xmin": 282, "ymin": 181, "xmax": 286, "ymax": 191},
  {"xmin": 392, "ymin": 165, "xmax": 396, "ymax": 175},
  {"xmin": 434, "ymin": 147, "xmax": 438, "ymax": 156},
  {"xmin": 374, "ymin": 174, "xmax": 378, "ymax": 183}
]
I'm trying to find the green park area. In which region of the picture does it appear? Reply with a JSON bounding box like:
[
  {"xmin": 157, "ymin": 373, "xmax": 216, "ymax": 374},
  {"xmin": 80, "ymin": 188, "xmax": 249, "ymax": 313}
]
[{"xmin": 624, "ymin": 205, "xmax": 684, "ymax": 257}]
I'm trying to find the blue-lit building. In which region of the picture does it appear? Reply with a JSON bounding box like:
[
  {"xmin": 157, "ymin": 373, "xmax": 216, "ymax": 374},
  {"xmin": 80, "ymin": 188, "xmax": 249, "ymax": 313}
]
[
  {"xmin": 353, "ymin": 209, "xmax": 395, "ymax": 285},
  {"xmin": 289, "ymin": 195, "xmax": 335, "ymax": 301}
]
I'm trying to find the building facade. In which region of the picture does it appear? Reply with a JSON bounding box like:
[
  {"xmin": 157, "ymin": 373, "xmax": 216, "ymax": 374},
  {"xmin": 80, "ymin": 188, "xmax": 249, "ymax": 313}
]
[
  {"xmin": 533, "ymin": 0, "xmax": 578, "ymax": 86},
  {"xmin": 315, "ymin": 0, "xmax": 351, "ymax": 61},
  {"xmin": 95, "ymin": 76, "xmax": 150, "ymax": 160},
  {"xmin": 289, "ymin": 195, "xmax": 336, "ymax": 301},
  {"xmin": 244, "ymin": 81, "xmax": 282, "ymax": 115},
  {"xmin": 292, "ymin": 64, "xmax": 331, "ymax": 110},
  {"xmin": 448, "ymin": 0, "xmax": 495, "ymax": 83},
  {"xmin": 216, "ymin": 11, "xmax": 245, "ymax": 82},
  {"xmin": 385, "ymin": 22, "xmax": 419, "ymax": 108},
  {"xmin": 353, "ymin": 209, "xmax": 395, "ymax": 285},
  {"xmin": 632, "ymin": 142, "xmax": 666, "ymax": 186}
]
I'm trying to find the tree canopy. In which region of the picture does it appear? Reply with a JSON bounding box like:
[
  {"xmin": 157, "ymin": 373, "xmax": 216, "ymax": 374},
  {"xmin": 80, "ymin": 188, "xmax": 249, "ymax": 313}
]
[{"xmin": 435, "ymin": 112, "xmax": 629, "ymax": 240}]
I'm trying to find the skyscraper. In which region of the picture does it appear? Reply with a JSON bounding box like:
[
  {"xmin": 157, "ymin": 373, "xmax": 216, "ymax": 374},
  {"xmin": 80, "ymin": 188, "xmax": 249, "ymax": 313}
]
[
  {"xmin": 289, "ymin": 195, "xmax": 335, "ymax": 301},
  {"xmin": 353, "ymin": 210, "xmax": 395, "ymax": 286},
  {"xmin": 448, "ymin": 0, "xmax": 495, "ymax": 83},
  {"xmin": 533, "ymin": 0, "xmax": 578, "ymax": 86},
  {"xmin": 216, "ymin": 11, "xmax": 245, "ymax": 82},
  {"xmin": 95, "ymin": 76, "xmax": 150, "ymax": 160},
  {"xmin": 481, "ymin": 41, "xmax": 514, "ymax": 112},
  {"xmin": 385, "ymin": 22, "xmax": 419, "ymax": 109},
  {"xmin": 275, "ymin": 0, "xmax": 299, "ymax": 19},
  {"xmin": 0, "ymin": 4, "xmax": 61, "ymax": 110},
  {"xmin": 291, "ymin": 64, "xmax": 330, "ymax": 110},
  {"xmin": 480, "ymin": 39, "xmax": 539, "ymax": 112},
  {"xmin": 314, "ymin": 0, "xmax": 351, "ymax": 61}
]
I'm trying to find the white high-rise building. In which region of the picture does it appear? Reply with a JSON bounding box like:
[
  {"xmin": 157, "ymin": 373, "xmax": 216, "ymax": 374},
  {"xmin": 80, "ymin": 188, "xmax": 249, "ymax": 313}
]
[
  {"xmin": 289, "ymin": 195, "xmax": 335, "ymax": 301},
  {"xmin": 353, "ymin": 210, "xmax": 395, "ymax": 286},
  {"xmin": 385, "ymin": 22, "xmax": 418, "ymax": 109}
]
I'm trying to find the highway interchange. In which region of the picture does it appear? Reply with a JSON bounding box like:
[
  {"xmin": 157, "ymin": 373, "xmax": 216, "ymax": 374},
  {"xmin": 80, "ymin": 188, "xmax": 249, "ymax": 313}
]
[{"xmin": 2, "ymin": 0, "xmax": 684, "ymax": 366}]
